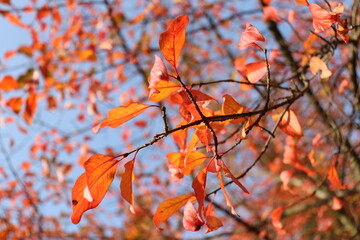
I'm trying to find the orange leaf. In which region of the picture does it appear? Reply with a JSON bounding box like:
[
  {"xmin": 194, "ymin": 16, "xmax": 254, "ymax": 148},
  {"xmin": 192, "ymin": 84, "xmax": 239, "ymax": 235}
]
[
  {"xmin": 100, "ymin": 103, "xmax": 152, "ymax": 129},
  {"xmin": 159, "ymin": 15, "xmax": 189, "ymax": 69},
  {"xmin": 238, "ymin": 24, "xmax": 265, "ymax": 50},
  {"xmin": 153, "ymin": 194, "xmax": 195, "ymax": 228},
  {"xmin": 262, "ymin": 6, "xmax": 281, "ymax": 23},
  {"xmin": 182, "ymin": 151, "xmax": 208, "ymax": 175},
  {"xmin": 192, "ymin": 168, "xmax": 207, "ymax": 216},
  {"xmin": 328, "ymin": 163, "xmax": 346, "ymax": 189},
  {"xmin": 167, "ymin": 152, "xmax": 185, "ymax": 169},
  {"xmin": 23, "ymin": 93, "xmax": 37, "ymax": 125},
  {"xmin": 71, "ymin": 154, "xmax": 119, "ymax": 224},
  {"xmin": 271, "ymin": 206, "xmax": 286, "ymax": 234},
  {"xmin": 183, "ymin": 200, "xmax": 204, "ymax": 231},
  {"xmin": 221, "ymin": 160, "xmax": 249, "ymax": 194},
  {"xmin": 148, "ymin": 79, "xmax": 180, "ymax": 102},
  {"xmin": 78, "ymin": 49, "xmax": 94, "ymax": 61},
  {"xmin": 6, "ymin": 13, "xmax": 27, "ymax": 28},
  {"xmin": 204, "ymin": 197, "xmax": 223, "ymax": 233},
  {"xmin": 0, "ymin": 75, "xmax": 19, "ymax": 91},
  {"xmin": 218, "ymin": 171, "xmax": 237, "ymax": 215},
  {"xmin": 295, "ymin": 0, "xmax": 309, "ymax": 6},
  {"xmin": 272, "ymin": 107, "xmax": 303, "ymax": 137},
  {"xmin": 309, "ymin": 56, "xmax": 332, "ymax": 79},
  {"xmin": 6, "ymin": 97, "xmax": 22, "ymax": 114},
  {"xmin": 222, "ymin": 94, "xmax": 247, "ymax": 124},
  {"xmin": 120, "ymin": 160, "xmax": 135, "ymax": 213},
  {"xmin": 239, "ymin": 61, "xmax": 267, "ymax": 84}
]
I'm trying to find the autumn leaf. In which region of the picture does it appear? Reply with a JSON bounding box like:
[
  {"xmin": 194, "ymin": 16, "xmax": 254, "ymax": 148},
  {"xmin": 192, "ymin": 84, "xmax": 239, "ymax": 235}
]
[
  {"xmin": 309, "ymin": 3, "xmax": 342, "ymax": 33},
  {"xmin": 262, "ymin": 6, "xmax": 281, "ymax": 23},
  {"xmin": 23, "ymin": 93, "xmax": 37, "ymax": 125},
  {"xmin": 222, "ymin": 161, "xmax": 249, "ymax": 194},
  {"xmin": 78, "ymin": 49, "xmax": 94, "ymax": 61},
  {"xmin": 153, "ymin": 194, "xmax": 195, "ymax": 228},
  {"xmin": 183, "ymin": 200, "xmax": 204, "ymax": 231},
  {"xmin": 222, "ymin": 94, "xmax": 247, "ymax": 124},
  {"xmin": 0, "ymin": 75, "xmax": 19, "ymax": 91},
  {"xmin": 328, "ymin": 163, "xmax": 346, "ymax": 189},
  {"xmin": 159, "ymin": 15, "xmax": 189, "ymax": 70},
  {"xmin": 309, "ymin": 56, "xmax": 332, "ymax": 79},
  {"xmin": 192, "ymin": 168, "xmax": 207, "ymax": 216},
  {"xmin": 121, "ymin": 160, "xmax": 135, "ymax": 213},
  {"xmin": 182, "ymin": 151, "xmax": 208, "ymax": 175},
  {"xmin": 6, "ymin": 97, "xmax": 22, "ymax": 114},
  {"xmin": 272, "ymin": 107, "xmax": 303, "ymax": 137},
  {"xmin": 295, "ymin": 0, "xmax": 309, "ymax": 6},
  {"xmin": 218, "ymin": 171, "xmax": 237, "ymax": 215},
  {"xmin": 148, "ymin": 55, "xmax": 180, "ymax": 102},
  {"xmin": 237, "ymin": 61, "xmax": 268, "ymax": 84},
  {"xmin": 271, "ymin": 206, "xmax": 286, "ymax": 234},
  {"xmin": 100, "ymin": 103, "xmax": 153, "ymax": 129},
  {"xmin": 71, "ymin": 154, "xmax": 119, "ymax": 224},
  {"xmin": 238, "ymin": 24, "xmax": 265, "ymax": 50},
  {"xmin": 204, "ymin": 199, "xmax": 223, "ymax": 233}
]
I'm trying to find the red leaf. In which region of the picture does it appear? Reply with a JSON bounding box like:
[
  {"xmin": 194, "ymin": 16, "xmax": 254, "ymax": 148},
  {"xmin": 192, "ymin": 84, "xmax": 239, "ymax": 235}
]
[
  {"xmin": 237, "ymin": 61, "xmax": 267, "ymax": 84},
  {"xmin": 71, "ymin": 154, "xmax": 119, "ymax": 224},
  {"xmin": 120, "ymin": 160, "xmax": 135, "ymax": 213},
  {"xmin": 272, "ymin": 107, "xmax": 303, "ymax": 137},
  {"xmin": 309, "ymin": 3, "xmax": 341, "ymax": 33},
  {"xmin": 204, "ymin": 197, "xmax": 223, "ymax": 233},
  {"xmin": 183, "ymin": 200, "xmax": 204, "ymax": 231},
  {"xmin": 159, "ymin": 15, "xmax": 189, "ymax": 70},
  {"xmin": 153, "ymin": 194, "xmax": 195, "ymax": 228},
  {"xmin": 238, "ymin": 24, "xmax": 265, "ymax": 50},
  {"xmin": 100, "ymin": 103, "xmax": 152, "ymax": 129},
  {"xmin": 6, "ymin": 97, "xmax": 22, "ymax": 114}
]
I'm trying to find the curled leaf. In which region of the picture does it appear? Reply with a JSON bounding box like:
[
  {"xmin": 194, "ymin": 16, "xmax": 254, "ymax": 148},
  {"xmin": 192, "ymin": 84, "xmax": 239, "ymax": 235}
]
[
  {"xmin": 272, "ymin": 107, "xmax": 303, "ymax": 137},
  {"xmin": 121, "ymin": 160, "xmax": 135, "ymax": 213},
  {"xmin": 238, "ymin": 24, "xmax": 265, "ymax": 50},
  {"xmin": 310, "ymin": 56, "xmax": 332, "ymax": 79}
]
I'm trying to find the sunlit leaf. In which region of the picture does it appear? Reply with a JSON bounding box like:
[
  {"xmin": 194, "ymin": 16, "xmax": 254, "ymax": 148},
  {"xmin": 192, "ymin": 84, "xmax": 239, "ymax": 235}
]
[
  {"xmin": 217, "ymin": 171, "xmax": 237, "ymax": 215},
  {"xmin": 153, "ymin": 194, "xmax": 195, "ymax": 228},
  {"xmin": 263, "ymin": 6, "xmax": 281, "ymax": 23},
  {"xmin": 71, "ymin": 154, "xmax": 119, "ymax": 224},
  {"xmin": 6, "ymin": 97, "xmax": 22, "ymax": 114},
  {"xmin": 309, "ymin": 3, "xmax": 341, "ymax": 33},
  {"xmin": 0, "ymin": 75, "xmax": 19, "ymax": 91},
  {"xmin": 271, "ymin": 206, "xmax": 286, "ymax": 234},
  {"xmin": 272, "ymin": 107, "xmax": 303, "ymax": 137},
  {"xmin": 183, "ymin": 200, "xmax": 204, "ymax": 231},
  {"xmin": 295, "ymin": 0, "xmax": 309, "ymax": 6},
  {"xmin": 182, "ymin": 151, "xmax": 208, "ymax": 175},
  {"xmin": 121, "ymin": 160, "xmax": 135, "ymax": 213},
  {"xmin": 100, "ymin": 103, "xmax": 153, "ymax": 129},
  {"xmin": 23, "ymin": 93, "xmax": 37, "ymax": 125},
  {"xmin": 204, "ymin": 197, "xmax": 223, "ymax": 233},
  {"xmin": 238, "ymin": 24, "xmax": 265, "ymax": 50},
  {"xmin": 309, "ymin": 56, "xmax": 332, "ymax": 79},
  {"xmin": 222, "ymin": 94, "xmax": 247, "ymax": 124},
  {"xmin": 159, "ymin": 15, "xmax": 189, "ymax": 69},
  {"xmin": 328, "ymin": 163, "xmax": 347, "ymax": 189},
  {"xmin": 192, "ymin": 168, "xmax": 207, "ymax": 216},
  {"xmin": 148, "ymin": 79, "xmax": 180, "ymax": 102}
]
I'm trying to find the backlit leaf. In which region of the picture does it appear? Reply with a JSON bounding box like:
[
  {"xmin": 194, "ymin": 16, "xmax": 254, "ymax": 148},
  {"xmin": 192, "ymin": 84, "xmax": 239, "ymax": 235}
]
[
  {"xmin": 262, "ymin": 6, "xmax": 281, "ymax": 23},
  {"xmin": 271, "ymin": 206, "xmax": 286, "ymax": 234},
  {"xmin": 148, "ymin": 79, "xmax": 180, "ymax": 102},
  {"xmin": 309, "ymin": 56, "xmax": 332, "ymax": 79},
  {"xmin": 272, "ymin": 107, "xmax": 303, "ymax": 137},
  {"xmin": 121, "ymin": 160, "xmax": 135, "ymax": 213},
  {"xmin": 100, "ymin": 103, "xmax": 152, "ymax": 129},
  {"xmin": 71, "ymin": 154, "xmax": 119, "ymax": 224},
  {"xmin": 192, "ymin": 168, "xmax": 207, "ymax": 216},
  {"xmin": 6, "ymin": 97, "xmax": 22, "ymax": 114},
  {"xmin": 23, "ymin": 93, "xmax": 37, "ymax": 125},
  {"xmin": 218, "ymin": 171, "xmax": 237, "ymax": 215},
  {"xmin": 183, "ymin": 200, "xmax": 204, "ymax": 231},
  {"xmin": 182, "ymin": 151, "xmax": 208, "ymax": 175},
  {"xmin": 295, "ymin": 0, "xmax": 309, "ymax": 6},
  {"xmin": 238, "ymin": 24, "xmax": 265, "ymax": 50},
  {"xmin": 309, "ymin": 3, "xmax": 339, "ymax": 33},
  {"xmin": 328, "ymin": 163, "xmax": 346, "ymax": 189},
  {"xmin": 204, "ymin": 198, "xmax": 223, "ymax": 233},
  {"xmin": 153, "ymin": 194, "xmax": 195, "ymax": 228},
  {"xmin": 222, "ymin": 94, "xmax": 247, "ymax": 124},
  {"xmin": 159, "ymin": 15, "xmax": 189, "ymax": 69},
  {"xmin": 0, "ymin": 75, "xmax": 19, "ymax": 91}
]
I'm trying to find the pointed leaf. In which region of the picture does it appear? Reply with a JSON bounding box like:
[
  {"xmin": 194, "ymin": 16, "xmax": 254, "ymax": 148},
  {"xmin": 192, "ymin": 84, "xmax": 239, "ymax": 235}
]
[
  {"xmin": 262, "ymin": 6, "xmax": 281, "ymax": 23},
  {"xmin": 295, "ymin": 0, "xmax": 309, "ymax": 6},
  {"xmin": 159, "ymin": 15, "xmax": 189, "ymax": 69},
  {"xmin": 183, "ymin": 200, "xmax": 204, "ymax": 231},
  {"xmin": 204, "ymin": 197, "xmax": 223, "ymax": 233},
  {"xmin": 100, "ymin": 103, "xmax": 152, "ymax": 129},
  {"xmin": 218, "ymin": 171, "xmax": 237, "ymax": 215},
  {"xmin": 271, "ymin": 206, "xmax": 286, "ymax": 234},
  {"xmin": 242, "ymin": 61, "xmax": 267, "ymax": 84},
  {"xmin": 23, "ymin": 93, "xmax": 37, "ymax": 125},
  {"xmin": 309, "ymin": 3, "xmax": 339, "ymax": 33},
  {"xmin": 6, "ymin": 97, "xmax": 22, "ymax": 114},
  {"xmin": 153, "ymin": 194, "xmax": 195, "ymax": 228},
  {"xmin": 182, "ymin": 151, "xmax": 208, "ymax": 175},
  {"xmin": 238, "ymin": 24, "xmax": 265, "ymax": 50},
  {"xmin": 121, "ymin": 160, "xmax": 135, "ymax": 213},
  {"xmin": 221, "ymin": 161, "xmax": 249, "ymax": 194},
  {"xmin": 148, "ymin": 79, "xmax": 180, "ymax": 102}
]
